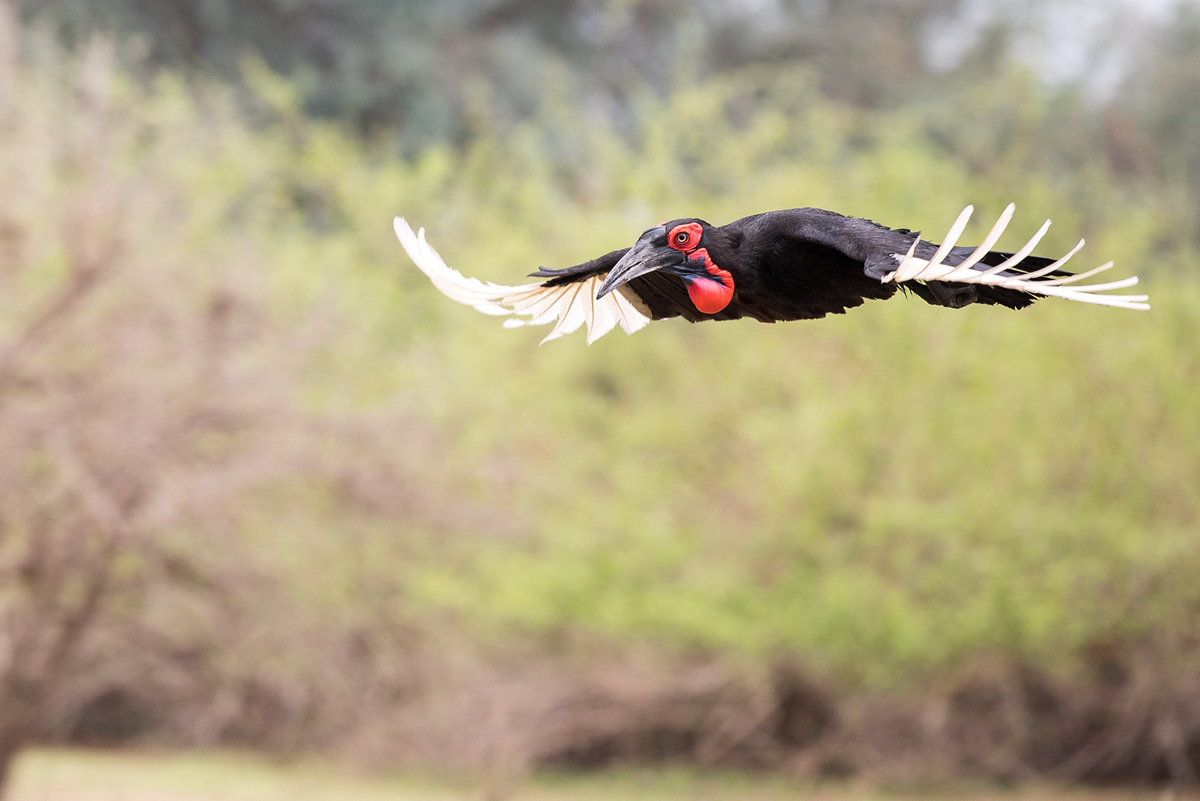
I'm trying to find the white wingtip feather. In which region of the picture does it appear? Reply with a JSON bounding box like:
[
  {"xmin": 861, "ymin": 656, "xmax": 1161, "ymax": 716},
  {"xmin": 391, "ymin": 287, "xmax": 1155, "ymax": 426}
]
[
  {"xmin": 395, "ymin": 218, "xmax": 653, "ymax": 343},
  {"xmin": 922, "ymin": 204, "xmax": 974, "ymax": 276},
  {"xmin": 887, "ymin": 205, "xmax": 1148, "ymax": 310}
]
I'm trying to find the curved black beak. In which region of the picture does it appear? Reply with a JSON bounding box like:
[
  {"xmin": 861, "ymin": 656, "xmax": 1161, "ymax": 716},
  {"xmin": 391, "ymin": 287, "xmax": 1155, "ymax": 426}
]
[{"xmin": 595, "ymin": 226, "xmax": 681, "ymax": 299}]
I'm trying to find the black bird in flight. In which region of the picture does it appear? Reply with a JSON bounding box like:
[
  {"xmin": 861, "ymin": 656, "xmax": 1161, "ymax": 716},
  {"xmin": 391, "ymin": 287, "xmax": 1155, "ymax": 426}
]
[{"xmin": 395, "ymin": 204, "xmax": 1147, "ymax": 344}]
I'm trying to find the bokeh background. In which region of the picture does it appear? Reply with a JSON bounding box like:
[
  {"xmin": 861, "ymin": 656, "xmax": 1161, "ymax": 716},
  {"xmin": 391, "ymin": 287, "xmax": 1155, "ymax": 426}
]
[{"xmin": 0, "ymin": 0, "xmax": 1198, "ymax": 797}]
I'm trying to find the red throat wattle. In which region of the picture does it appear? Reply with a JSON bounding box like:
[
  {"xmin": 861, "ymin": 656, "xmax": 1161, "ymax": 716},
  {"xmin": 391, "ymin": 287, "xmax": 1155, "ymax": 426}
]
[{"xmin": 683, "ymin": 249, "xmax": 734, "ymax": 314}]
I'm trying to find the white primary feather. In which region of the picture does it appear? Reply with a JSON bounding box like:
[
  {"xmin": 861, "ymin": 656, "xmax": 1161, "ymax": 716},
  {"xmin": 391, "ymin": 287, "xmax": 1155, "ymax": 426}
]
[
  {"xmin": 394, "ymin": 218, "xmax": 652, "ymax": 344},
  {"xmin": 882, "ymin": 205, "xmax": 1149, "ymax": 310}
]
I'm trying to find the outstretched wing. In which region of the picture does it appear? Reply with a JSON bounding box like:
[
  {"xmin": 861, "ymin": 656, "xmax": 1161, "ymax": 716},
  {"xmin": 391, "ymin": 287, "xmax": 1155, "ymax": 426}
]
[
  {"xmin": 876, "ymin": 204, "xmax": 1148, "ymax": 310},
  {"xmin": 394, "ymin": 218, "xmax": 652, "ymax": 344},
  {"xmin": 740, "ymin": 204, "xmax": 1147, "ymax": 313}
]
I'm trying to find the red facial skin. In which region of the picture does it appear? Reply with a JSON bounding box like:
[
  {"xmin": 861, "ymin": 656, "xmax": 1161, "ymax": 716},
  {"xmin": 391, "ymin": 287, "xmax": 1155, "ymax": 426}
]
[
  {"xmin": 667, "ymin": 223, "xmax": 703, "ymax": 252},
  {"xmin": 667, "ymin": 223, "xmax": 734, "ymax": 314},
  {"xmin": 682, "ymin": 249, "xmax": 734, "ymax": 313}
]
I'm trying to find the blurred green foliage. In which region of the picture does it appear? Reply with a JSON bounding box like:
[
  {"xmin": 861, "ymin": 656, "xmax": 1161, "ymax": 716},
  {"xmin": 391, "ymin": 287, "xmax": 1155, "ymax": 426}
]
[
  {"xmin": 2, "ymin": 4, "xmax": 1197, "ymax": 772},
  {"xmin": 16, "ymin": 0, "xmax": 958, "ymax": 138},
  {"xmin": 220, "ymin": 63, "xmax": 1200, "ymax": 689},
  {"xmin": 18, "ymin": 0, "xmax": 1200, "ymax": 228}
]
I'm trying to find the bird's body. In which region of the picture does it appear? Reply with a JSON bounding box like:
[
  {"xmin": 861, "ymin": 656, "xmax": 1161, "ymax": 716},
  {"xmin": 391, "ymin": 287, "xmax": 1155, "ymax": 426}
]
[{"xmin": 395, "ymin": 204, "xmax": 1147, "ymax": 344}]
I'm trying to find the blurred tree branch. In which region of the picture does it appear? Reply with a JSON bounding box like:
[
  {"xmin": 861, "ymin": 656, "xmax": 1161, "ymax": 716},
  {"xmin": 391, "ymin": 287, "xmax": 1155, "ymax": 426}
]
[{"xmin": 0, "ymin": 5, "xmax": 313, "ymax": 790}]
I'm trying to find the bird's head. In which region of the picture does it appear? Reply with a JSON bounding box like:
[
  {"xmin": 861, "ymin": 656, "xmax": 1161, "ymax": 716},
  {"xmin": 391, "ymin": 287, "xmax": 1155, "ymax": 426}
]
[{"xmin": 596, "ymin": 219, "xmax": 735, "ymax": 314}]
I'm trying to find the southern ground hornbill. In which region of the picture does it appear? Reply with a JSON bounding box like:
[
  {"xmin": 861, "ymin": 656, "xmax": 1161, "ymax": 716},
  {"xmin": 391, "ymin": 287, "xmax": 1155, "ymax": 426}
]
[{"xmin": 395, "ymin": 204, "xmax": 1148, "ymax": 344}]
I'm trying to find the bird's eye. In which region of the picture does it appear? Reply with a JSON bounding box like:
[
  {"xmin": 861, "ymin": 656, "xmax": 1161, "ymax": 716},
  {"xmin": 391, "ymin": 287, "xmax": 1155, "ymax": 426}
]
[{"xmin": 667, "ymin": 222, "xmax": 703, "ymax": 251}]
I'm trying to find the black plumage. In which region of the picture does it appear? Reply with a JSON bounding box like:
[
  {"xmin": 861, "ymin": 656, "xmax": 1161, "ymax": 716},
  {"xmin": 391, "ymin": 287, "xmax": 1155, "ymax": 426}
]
[{"xmin": 533, "ymin": 208, "xmax": 1062, "ymax": 322}]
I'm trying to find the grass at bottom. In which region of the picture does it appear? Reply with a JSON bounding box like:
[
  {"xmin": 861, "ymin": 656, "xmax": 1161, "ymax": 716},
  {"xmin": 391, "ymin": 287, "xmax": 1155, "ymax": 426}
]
[{"xmin": 8, "ymin": 748, "xmax": 1192, "ymax": 801}]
